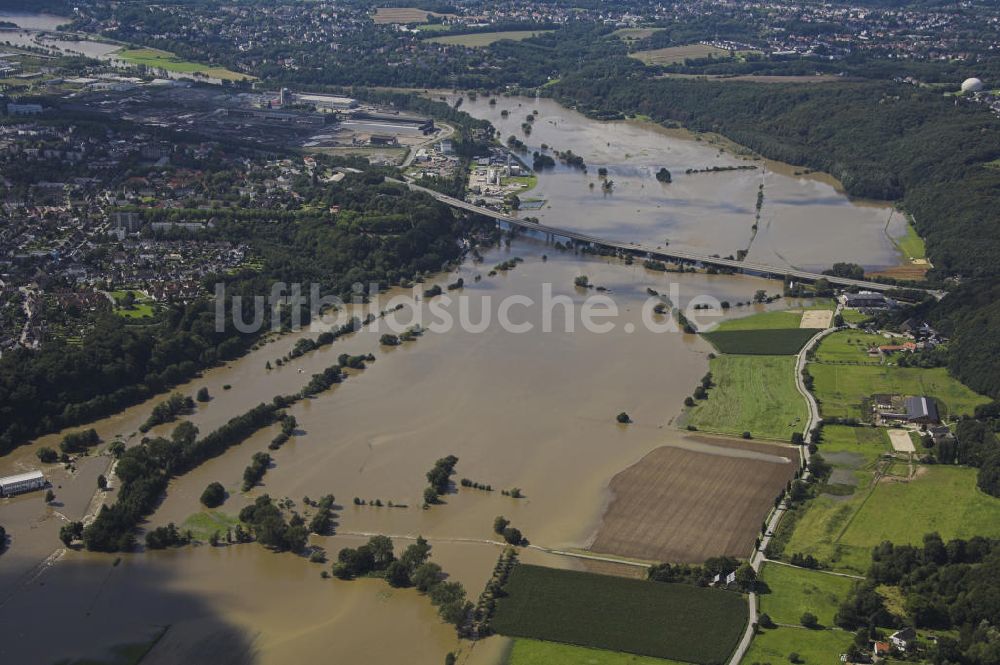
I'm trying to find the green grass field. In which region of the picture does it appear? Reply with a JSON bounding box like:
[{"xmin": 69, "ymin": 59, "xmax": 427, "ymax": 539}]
[
  {"xmin": 812, "ymin": 331, "xmax": 886, "ymax": 364},
  {"xmin": 492, "ymin": 565, "xmax": 747, "ymax": 664},
  {"xmin": 840, "ymin": 309, "xmax": 872, "ymax": 325},
  {"xmin": 703, "ymin": 328, "xmax": 818, "ymax": 355},
  {"xmin": 811, "ymin": 364, "xmax": 989, "ymax": 420},
  {"xmin": 115, "ymin": 48, "xmax": 252, "ymax": 81},
  {"xmin": 427, "ymin": 30, "xmax": 553, "ymax": 47},
  {"xmin": 630, "ymin": 44, "xmax": 732, "ymax": 66},
  {"xmin": 713, "ymin": 310, "xmax": 803, "ymax": 331},
  {"xmin": 110, "ymin": 290, "xmax": 156, "ymax": 319},
  {"xmin": 818, "ymin": 425, "xmax": 890, "ymax": 465},
  {"xmin": 780, "ymin": 466, "xmax": 1000, "ymax": 575},
  {"xmin": 758, "ymin": 563, "xmax": 857, "ymax": 628},
  {"xmin": 686, "ymin": 355, "xmax": 807, "ymax": 440},
  {"xmin": 741, "ymin": 625, "xmax": 852, "ymax": 665},
  {"xmin": 896, "ymin": 222, "xmax": 927, "ymax": 261},
  {"xmin": 180, "ymin": 510, "xmax": 239, "ymax": 541},
  {"xmin": 506, "ymin": 639, "xmax": 690, "ymax": 665}
]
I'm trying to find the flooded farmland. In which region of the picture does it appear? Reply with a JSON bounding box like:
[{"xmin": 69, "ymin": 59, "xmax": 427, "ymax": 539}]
[
  {"xmin": 0, "ymin": 71, "xmax": 884, "ymax": 665},
  {"xmin": 451, "ymin": 94, "xmax": 907, "ymax": 273},
  {"xmin": 0, "ymin": 240, "xmax": 804, "ymax": 664}
]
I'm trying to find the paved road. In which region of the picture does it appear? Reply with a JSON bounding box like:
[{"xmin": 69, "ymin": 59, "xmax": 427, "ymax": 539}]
[
  {"xmin": 726, "ymin": 321, "xmax": 834, "ymax": 665},
  {"xmin": 400, "ymin": 180, "xmax": 933, "ymax": 295}
]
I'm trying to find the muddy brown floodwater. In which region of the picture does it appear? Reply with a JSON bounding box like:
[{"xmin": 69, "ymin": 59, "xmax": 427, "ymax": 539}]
[
  {"xmin": 0, "ymin": 239, "xmax": 816, "ymax": 664},
  {"xmin": 451, "ymin": 94, "xmax": 907, "ymax": 273}
]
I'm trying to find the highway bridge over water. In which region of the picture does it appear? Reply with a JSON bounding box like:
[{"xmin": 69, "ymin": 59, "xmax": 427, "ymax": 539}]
[{"xmin": 400, "ymin": 181, "xmax": 908, "ymax": 293}]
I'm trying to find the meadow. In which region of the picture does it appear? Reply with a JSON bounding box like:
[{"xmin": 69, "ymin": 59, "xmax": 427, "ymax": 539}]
[
  {"xmin": 506, "ymin": 639, "xmax": 690, "ymax": 665},
  {"xmin": 811, "ymin": 330, "xmax": 886, "ymax": 364},
  {"xmin": 779, "ymin": 465, "xmax": 1000, "ymax": 575},
  {"xmin": 685, "ymin": 355, "xmax": 807, "ymax": 440},
  {"xmin": 427, "ymin": 31, "xmax": 553, "ymax": 47},
  {"xmin": 758, "ymin": 563, "xmax": 857, "ymax": 628},
  {"xmin": 492, "ymin": 565, "xmax": 747, "ymax": 664},
  {"xmin": 115, "ymin": 48, "xmax": 251, "ymax": 81},
  {"xmin": 630, "ymin": 44, "xmax": 732, "ymax": 66},
  {"xmin": 702, "ymin": 328, "xmax": 817, "ymax": 355},
  {"xmin": 810, "ymin": 364, "xmax": 989, "ymax": 420},
  {"xmin": 741, "ymin": 625, "xmax": 853, "ymax": 665},
  {"xmin": 840, "ymin": 309, "xmax": 872, "ymax": 325},
  {"xmin": 712, "ymin": 310, "xmax": 802, "ymax": 331}
]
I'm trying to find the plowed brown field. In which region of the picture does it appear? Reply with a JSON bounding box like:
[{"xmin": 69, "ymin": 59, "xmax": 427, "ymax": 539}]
[{"xmin": 591, "ymin": 436, "xmax": 798, "ymax": 563}]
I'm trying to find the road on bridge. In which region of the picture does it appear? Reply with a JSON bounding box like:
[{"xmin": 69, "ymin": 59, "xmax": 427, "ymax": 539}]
[{"xmin": 397, "ymin": 179, "xmax": 929, "ymax": 295}]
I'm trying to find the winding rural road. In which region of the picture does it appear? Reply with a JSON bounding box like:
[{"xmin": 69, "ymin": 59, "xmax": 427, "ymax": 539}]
[{"xmin": 726, "ymin": 317, "xmax": 836, "ymax": 665}]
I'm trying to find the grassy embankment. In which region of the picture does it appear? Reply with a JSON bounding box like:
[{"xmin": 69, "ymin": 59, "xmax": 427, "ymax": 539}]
[
  {"xmin": 493, "ymin": 564, "xmax": 747, "ymax": 664},
  {"xmin": 115, "ymin": 48, "xmax": 252, "ymax": 81}
]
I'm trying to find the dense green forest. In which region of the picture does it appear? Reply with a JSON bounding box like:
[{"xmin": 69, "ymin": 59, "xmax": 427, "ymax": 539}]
[{"xmin": 836, "ymin": 534, "xmax": 1000, "ymax": 665}]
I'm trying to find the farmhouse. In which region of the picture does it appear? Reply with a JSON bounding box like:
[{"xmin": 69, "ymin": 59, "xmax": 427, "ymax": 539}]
[
  {"xmin": 875, "ymin": 395, "xmax": 940, "ymax": 425},
  {"xmin": 0, "ymin": 470, "xmax": 47, "ymax": 496},
  {"xmin": 890, "ymin": 627, "xmax": 917, "ymax": 651},
  {"xmin": 878, "ymin": 341, "xmax": 917, "ymax": 354}
]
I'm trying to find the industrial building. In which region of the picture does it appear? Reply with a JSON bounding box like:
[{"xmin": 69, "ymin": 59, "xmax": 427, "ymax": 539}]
[
  {"xmin": 0, "ymin": 470, "xmax": 47, "ymax": 497},
  {"xmin": 294, "ymin": 92, "xmax": 358, "ymax": 111}
]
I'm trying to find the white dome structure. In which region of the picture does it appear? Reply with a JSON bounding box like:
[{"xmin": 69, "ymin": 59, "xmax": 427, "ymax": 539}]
[{"xmin": 961, "ymin": 77, "xmax": 984, "ymax": 93}]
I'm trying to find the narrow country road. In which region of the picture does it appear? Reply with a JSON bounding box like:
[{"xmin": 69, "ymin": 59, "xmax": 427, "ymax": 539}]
[{"xmin": 726, "ymin": 311, "xmax": 838, "ymax": 665}]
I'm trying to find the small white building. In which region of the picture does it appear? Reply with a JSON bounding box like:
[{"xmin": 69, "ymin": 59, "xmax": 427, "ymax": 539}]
[
  {"xmin": 890, "ymin": 627, "xmax": 917, "ymax": 651},
  {"xmin": 0, "ymin": 470, "xmax": 47, "ymax": 496}
]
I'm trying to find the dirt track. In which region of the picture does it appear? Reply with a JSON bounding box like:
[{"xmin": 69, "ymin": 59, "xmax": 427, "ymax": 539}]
[{"xmin": 590, "ymin": 436, "xmax": 797, "ymax": 563}]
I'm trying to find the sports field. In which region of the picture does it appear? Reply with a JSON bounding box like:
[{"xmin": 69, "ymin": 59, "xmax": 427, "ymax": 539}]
[
  {"xmin": 811, "ymin": 364, "xmax": 989, "ymax": 420},
  {"xmin": 115, "ymin": 48, "xmax": 251, "ymax": 81},
  {"xmin": 686, "ymin": 355, "xmax": 808, "ymax": 440},
  {"xmin": 493, "ymin": 565, "xmax": 747, "ymax": 664},
  {"xmin": 427, "ymin": 30, "xmax": 553, "ymax": 47},
  {"xmin": 506, "ymin": 639, "xmax": 689, "ymax": 665},
  {"xmin": 591, "ymin": 437, "xmax": 797, "ymax": 562},
  {"xmin": 630, "ymin": 44, "xmax": 731, "ymax": 66},
  {"xmin": 780, "ymin": 465, "xmax": 1000, "ymax": 575},
  {"xmin": 758, "ymin": 563, "xmax": 856, "ymax": 628}
]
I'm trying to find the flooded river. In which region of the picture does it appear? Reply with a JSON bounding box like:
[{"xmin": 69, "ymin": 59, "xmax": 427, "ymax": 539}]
[
  {"xmin": 452, "ymin": 94, "xmax": 906, "ymax": 273},
  {"xmin": 0, "ymin": 241, "xmax": 802, "ymax": 664},
  {"xmin": 0, "ymin": 32, "xmax": 881, "ymax": 664}
]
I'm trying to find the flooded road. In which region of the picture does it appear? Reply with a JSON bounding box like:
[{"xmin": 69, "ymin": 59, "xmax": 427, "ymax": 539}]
[{"xmin": 452, "ymin": 94, "xmax": 906, "ymax": 273}]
